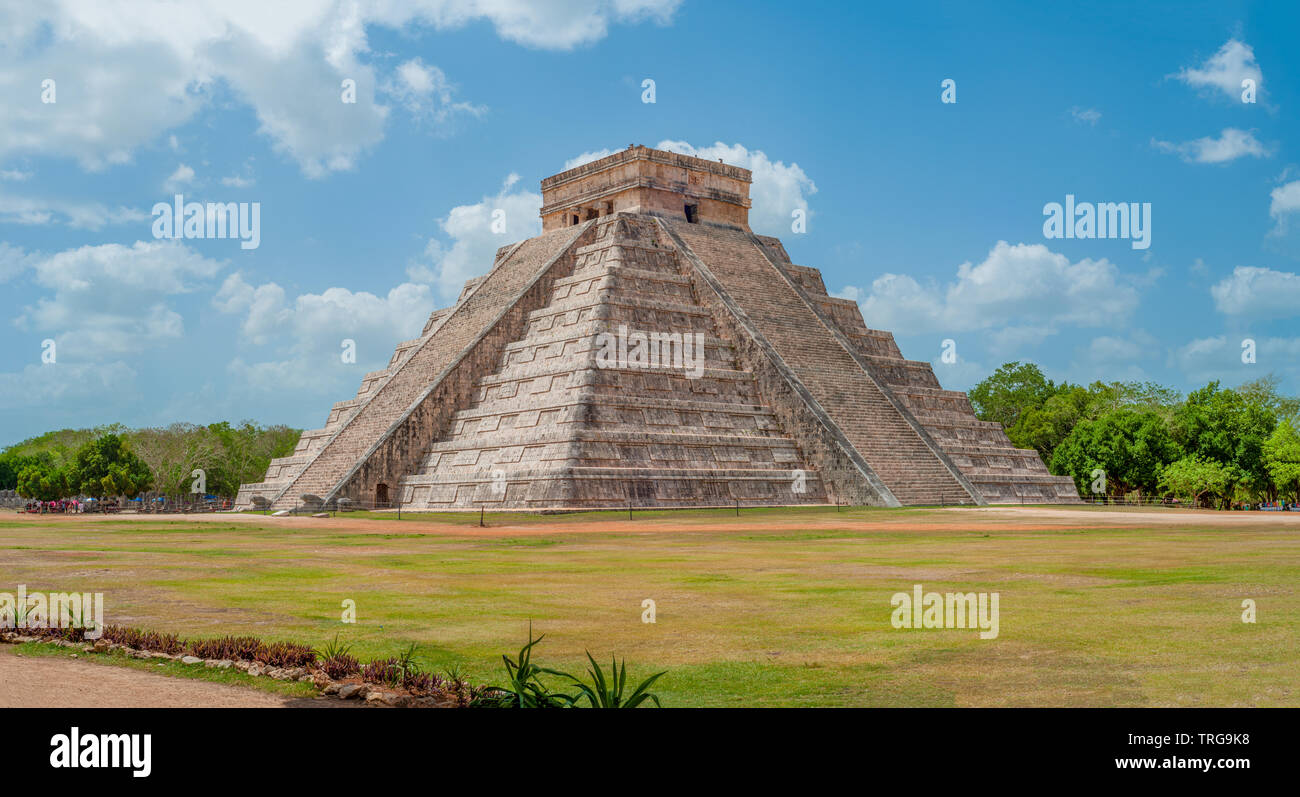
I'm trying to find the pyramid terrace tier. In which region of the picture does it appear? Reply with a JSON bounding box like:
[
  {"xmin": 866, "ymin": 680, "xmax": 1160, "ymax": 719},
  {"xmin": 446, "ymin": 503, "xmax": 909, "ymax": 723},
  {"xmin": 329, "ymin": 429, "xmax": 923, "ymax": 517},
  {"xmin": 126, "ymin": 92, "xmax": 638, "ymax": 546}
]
[{"xmin": 399, "ymin": 465, "xmax": 826, "ymax": 509}]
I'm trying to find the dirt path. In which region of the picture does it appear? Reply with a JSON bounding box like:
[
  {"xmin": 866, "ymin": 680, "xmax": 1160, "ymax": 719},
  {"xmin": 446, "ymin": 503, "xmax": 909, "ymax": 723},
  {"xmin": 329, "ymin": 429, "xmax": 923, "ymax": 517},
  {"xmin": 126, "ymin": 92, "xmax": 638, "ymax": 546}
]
[
  {"xmin": 0, "ymin": 647, "xmax": 337, "ymax": 708},
  {"xmin": 8, "ymin": 504, "xmax": 1300, "ymax": 538}
]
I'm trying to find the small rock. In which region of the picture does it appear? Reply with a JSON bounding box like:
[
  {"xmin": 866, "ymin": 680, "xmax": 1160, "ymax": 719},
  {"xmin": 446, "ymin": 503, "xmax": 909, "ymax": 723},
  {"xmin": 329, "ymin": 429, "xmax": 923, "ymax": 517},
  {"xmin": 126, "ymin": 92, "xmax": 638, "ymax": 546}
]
[
  {"xmin": 365, "ymin": 691, "xmax": 389, "ymax": 705},
  {"xmin": 181, "ymin": 655, "xmax": 202, "ymax": 665},
  {"xmin": 215, "ymin": 660, "xmax": 233, "ymax": 669},
  {"xmin": 337, "ymin": 684, "xmax": 362, "ymax": 700},
  {"xmin": 234, "ymin": 661, "xmax": 251, "ymax": 672},
  {"xmin": 297, "ymin": 674, "xmax": 313, "ymax": 683},
  {"xmin": 71, "ymin": 654, "xmax": 78, "ymax": 659},
  {"xmin": 92, "ymin": 639, "xmax": 110, "ymax": 653},
  {"xmin": 323, "ymin": 683, "xmax": 340, "ymax": 695},
  {"xmin": 246, "ymin": 664, "xmax": 264, "ymax": 677}
]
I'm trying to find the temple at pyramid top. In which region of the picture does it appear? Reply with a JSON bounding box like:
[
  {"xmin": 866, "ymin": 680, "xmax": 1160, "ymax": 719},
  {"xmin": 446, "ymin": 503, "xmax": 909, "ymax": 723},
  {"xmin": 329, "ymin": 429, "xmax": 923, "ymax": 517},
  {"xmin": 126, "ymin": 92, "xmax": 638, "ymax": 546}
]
[
  {"xmin": 235, "ymin": 145, "xmax": 1079, "ymax": 512},
  {"xmin": 540, "ymin": 145, "xmax": 753, "ymax": 231}
]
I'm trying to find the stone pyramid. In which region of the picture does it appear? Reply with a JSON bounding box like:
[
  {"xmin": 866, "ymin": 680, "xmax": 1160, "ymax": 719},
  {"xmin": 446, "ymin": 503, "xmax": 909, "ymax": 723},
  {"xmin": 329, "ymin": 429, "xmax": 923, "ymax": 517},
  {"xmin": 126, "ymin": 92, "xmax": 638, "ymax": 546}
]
[{"xmin": 235, "ymin": 146, "xmax": 1078, "ymax": 511}]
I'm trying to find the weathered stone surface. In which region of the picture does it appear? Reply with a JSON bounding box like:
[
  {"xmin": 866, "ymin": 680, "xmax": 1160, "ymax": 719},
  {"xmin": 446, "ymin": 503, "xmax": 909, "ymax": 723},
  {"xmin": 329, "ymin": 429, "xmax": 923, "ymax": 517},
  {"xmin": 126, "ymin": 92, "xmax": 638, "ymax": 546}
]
[{"xmin": 235, "ymin": 147, "xmax": 1077, "ymax": 509}]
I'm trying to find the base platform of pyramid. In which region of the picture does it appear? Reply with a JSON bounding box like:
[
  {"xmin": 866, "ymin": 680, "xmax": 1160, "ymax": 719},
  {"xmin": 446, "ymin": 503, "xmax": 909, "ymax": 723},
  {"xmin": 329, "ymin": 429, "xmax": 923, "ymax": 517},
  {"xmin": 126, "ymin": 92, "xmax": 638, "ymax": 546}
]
[{"xmin": 235, "ymin": 146, "xmax": 1079, "ymax": 511}]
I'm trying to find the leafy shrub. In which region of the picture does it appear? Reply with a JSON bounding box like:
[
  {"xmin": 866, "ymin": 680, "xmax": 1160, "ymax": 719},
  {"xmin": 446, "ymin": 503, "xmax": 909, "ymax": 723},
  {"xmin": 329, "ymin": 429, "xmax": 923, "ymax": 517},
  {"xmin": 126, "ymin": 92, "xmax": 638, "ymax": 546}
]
[
  {"xmin": 255, "ymin": 640, "xmax": 316, "ymax": 668},
  {"xmin": 316, "ymin": 634, "xmax": 361, "ymax": 678},
  {"xmin": 103, "ymin": 626, "xmax": 182, "ymax": 654},
  {"xmin": 362, "ymin": 657, "xmax": 403, "ymax": 687},
  {"xmin": 186, "ymin": 636, "xmax": 261, "ymax": 661}
]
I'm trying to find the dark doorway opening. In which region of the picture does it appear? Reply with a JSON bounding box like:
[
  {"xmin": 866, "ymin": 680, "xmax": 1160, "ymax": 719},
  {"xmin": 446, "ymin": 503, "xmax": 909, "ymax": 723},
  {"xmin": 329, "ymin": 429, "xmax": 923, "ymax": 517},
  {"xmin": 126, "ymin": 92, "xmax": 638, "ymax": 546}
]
[
  {"xmin": 375, "ymin": 483, "xmax": 390, "ymax": 508},
  {"xmin": 684, "ymin": 203, "xmax": 699, "ymax": 223}
]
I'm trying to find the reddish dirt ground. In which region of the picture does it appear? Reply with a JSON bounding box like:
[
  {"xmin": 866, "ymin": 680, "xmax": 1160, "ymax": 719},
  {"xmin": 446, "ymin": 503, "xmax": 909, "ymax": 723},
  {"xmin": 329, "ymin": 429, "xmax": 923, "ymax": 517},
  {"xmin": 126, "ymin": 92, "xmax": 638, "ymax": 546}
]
[
  {"xmin": 0, "ymin": 647, "xmax": 342, "ymax": 708},
  {"xmin": 13, "ymin": 505, "xmax": 1300, "ymax": 537}
]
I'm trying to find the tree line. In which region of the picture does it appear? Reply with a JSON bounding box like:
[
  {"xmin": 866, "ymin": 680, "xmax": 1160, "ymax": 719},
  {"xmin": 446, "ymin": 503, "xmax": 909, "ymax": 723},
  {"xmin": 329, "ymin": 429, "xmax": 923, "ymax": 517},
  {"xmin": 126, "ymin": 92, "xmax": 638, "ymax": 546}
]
[
  {"xmin": 0, "ymin": 422, "xmax": 301, "ymax": 502},
  {"xmin": 969, "ymin": 363, "xmax": 1300, "ymax": 506}
]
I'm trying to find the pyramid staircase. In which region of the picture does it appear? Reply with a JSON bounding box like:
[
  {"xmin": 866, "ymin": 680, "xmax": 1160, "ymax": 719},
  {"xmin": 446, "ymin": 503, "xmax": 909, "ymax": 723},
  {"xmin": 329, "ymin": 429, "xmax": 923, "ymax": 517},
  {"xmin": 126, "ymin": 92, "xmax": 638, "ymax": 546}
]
[{"xmin": 398, "ymin": 215, "xmax": 826, "ymax": 508}]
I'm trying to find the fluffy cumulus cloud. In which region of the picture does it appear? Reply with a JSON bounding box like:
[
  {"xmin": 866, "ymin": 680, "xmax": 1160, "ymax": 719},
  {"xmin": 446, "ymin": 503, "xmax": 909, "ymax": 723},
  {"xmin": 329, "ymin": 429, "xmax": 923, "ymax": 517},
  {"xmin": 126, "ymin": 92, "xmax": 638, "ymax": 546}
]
[
  {"xmin": 1269, "ymin": 179, "xmax": 1300, "ymax": 235},
  {"xmin": 382, "ymin": 57, "xmax": 486, "ymax": 125},
  {"xmin": 13, "ymin": 240, "xmax": 225, "ymax": 355},
  {"xmin": 214, "ymin": 272, "xmax": 435, "ymax": 393},
  {"xmin": 408, "ymin": 173, "xmax": 543, "ymax": 302},
  {"xmin": 1170, "ymin": 334, "xmax": 1300, "ymax": 384},
  {"xmin": 565, "ymin": 140, "xmax": 817, "ymax": 236},
  {"xmin": 0, "ymin": 1, "xmax": 680, "ymax": 176},
  {"xmin": 1210, "ymin": 266, "xmax": 1300, "ymax": 318},
  {"xmin": 1152, "ymin": 128, "xmax": 1272, "ymax": 164},
  {"xmin": 841, "ymin": 241, "xmax": 1142, "ymax": 343},
  {"xmin": 163, "ymin": 163, "xmax": 196, "ymax": 191},
  {"xmin": 1174, "ymin": 38, "xmax": 1264, "ymax": 102}
]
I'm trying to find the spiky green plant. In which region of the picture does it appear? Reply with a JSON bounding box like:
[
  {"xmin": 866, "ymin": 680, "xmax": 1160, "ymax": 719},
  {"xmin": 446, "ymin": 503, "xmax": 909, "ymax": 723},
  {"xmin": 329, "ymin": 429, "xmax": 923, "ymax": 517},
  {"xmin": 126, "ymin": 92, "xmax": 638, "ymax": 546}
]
[
  {"xmin": 472, "ymin": 624, "xmax": 574, "ymax": 708},
  {"xmin": 549, "ymin": 652, "xmax": 665, "ymax": 708}
]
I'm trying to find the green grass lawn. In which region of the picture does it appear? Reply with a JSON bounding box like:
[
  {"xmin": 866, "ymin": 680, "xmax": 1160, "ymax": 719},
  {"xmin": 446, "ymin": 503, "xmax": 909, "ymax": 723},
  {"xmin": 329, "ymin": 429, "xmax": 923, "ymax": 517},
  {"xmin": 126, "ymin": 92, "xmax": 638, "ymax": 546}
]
[{"xmin": 2, "ymin": 506, "xmax": 1296, "ymax": 706}]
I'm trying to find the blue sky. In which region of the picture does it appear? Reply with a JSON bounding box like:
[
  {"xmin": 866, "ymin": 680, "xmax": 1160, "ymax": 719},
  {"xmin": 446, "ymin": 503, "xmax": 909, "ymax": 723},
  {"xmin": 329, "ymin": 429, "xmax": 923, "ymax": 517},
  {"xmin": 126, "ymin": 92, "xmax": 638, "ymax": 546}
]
[{"xmin": 1, "ymin": 0, "xmax": 1298, "ymax": 447}]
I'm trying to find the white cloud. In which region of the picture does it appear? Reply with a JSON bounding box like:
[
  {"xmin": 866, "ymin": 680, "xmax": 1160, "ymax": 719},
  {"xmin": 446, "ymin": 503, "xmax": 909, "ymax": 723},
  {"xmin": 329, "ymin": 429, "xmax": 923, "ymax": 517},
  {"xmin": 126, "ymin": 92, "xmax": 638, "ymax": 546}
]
[
  {"xmin": 214, "ymin": 272, "xmax": 435, "ymax": 392},
  {"xmin": 1174, "ymin": 38, "xmax": 1263, "ymax": 102},
  {"xmin": 0, "ymin": 1, "xmax": 680, "ymax": 176},
  {"xmin": 1152, "ymin": 128, "xmax": 1271, "ymax": 164},
  {"xmin": 382, "ymin": 57, "xmax": 486, "ymax": 125},
  {"xmin": 1210, "ymin": 266, "xmax": 1300, "ymax": 318},
  {"xmin": 564, "ymin": 148, "xmax": 617, "ymax": 170},
  {"xmin": 1170, "ymin": 334, "xmax": 1300, "ymax": 384},
  {"xmin": 0, "ymin": 192, "xmax": 146, "ymax": 229},
  {"xmin": 1269, "ymin": 179, "xmax": 1300, "ymax": 234},
  {"xmin": 0, "ymin": 242, "xmax": 40, "ymax": 283},
  {"xmin": 408, "ymin": 173, "xmax": 543, "ymax": 302},
  {"xmin": 1069, "ymin": 107, "xmax": 1101, "ymax": 126},
  {"xmin": 0, "ymin": 169, "xmax": 32, "ymax": 181},
  {"xmin": 163, "ymin": 163, "xmax": 196, "ymax": 191},
  {"xmin": 0, "ymin": 361, "xmax": 139, "ymax": 412},
  {"xmin": 841, "ymin": 241, "xmax": 1142, "ymax": 340},
  {"xmin": 13, "ymin": 241, "xmax": 225, "ymax": 355}
]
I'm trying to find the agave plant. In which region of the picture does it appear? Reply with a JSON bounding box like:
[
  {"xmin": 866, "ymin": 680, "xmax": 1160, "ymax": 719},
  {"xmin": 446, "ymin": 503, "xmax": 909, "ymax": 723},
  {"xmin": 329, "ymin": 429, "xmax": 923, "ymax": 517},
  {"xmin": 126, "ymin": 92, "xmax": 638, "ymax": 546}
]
[
  {"xmin": 472, "ymin": 624, "xmax": 574, "ymax": 708},
  {"xmin": 549, "ymin": 652, "xmax": 665, "ymax": 708}
]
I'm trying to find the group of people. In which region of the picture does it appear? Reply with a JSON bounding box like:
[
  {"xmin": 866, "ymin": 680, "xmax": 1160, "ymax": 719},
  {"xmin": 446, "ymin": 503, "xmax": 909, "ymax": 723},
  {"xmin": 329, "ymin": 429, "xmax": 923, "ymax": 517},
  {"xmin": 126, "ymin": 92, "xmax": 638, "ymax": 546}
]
[
  {"xmin": 22, "ymin": 499, "xmax": 120, "ymax": 514},
  {"xmin": 1257, "ymin": 501, "xmax": 1299, "ymax": 511}
]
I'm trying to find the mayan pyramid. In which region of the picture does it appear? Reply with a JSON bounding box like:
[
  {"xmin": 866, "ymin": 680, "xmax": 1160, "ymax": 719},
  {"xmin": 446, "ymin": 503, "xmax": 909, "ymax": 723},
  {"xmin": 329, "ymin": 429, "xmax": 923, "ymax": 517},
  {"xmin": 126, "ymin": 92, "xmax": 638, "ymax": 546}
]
[{"xmin": 235, "ymin": 146, "xmax": 1079, "ymax": 511}]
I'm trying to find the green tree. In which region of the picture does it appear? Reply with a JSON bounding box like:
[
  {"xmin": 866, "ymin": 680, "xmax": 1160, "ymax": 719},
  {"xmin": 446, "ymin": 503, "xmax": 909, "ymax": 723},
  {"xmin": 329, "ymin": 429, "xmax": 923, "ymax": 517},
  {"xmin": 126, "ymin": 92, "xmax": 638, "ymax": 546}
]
[
  {"xmin": 1049, "ymin": 408, "xmax": 1181, "ymax": 498},
  {"xmin": 16, "ymin": 461, "xmax": 69, "ymax": 501},
  {"xmin": 1158, "ymin": 455, "xmax": 1233, "ymax": 508},
  {"xmin": 66, "ymin": 434, "xmax": 153, "ymax": 499},
  {"xmin": 1263, "ymin": 420, "xmax": 1300, "ymax": 501},
  {"xmin": 1236, "ymin": 374, "xmax": 1300, "ymax": 424},
  {"xmin": 969, "ymin": 361, "xmax": 1060, "ymax": 432},
  {"xmin": 1171, "ymin": 382, "xmax": 1276, "ymax": 500}
]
